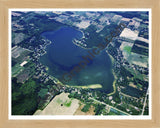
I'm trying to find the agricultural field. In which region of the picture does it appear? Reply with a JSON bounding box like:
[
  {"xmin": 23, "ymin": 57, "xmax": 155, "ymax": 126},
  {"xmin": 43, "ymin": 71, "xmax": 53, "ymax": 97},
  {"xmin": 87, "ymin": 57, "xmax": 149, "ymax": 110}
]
[
  {"xmin": 74, "ymin": 103, "xmax": 95, "ymax": 115},
  {"xmin": 12, "ymin": 63, "xmax": 24, "ymax": 77},
  {"xmin": 127, "ymin": 52, "xmax": 148, "ymax": 68},
  {"xmin": 12, "ymin": 32, "xmax": 27, "ymax": 44},
  {"xmin": 34, "ymin": 92, "xmax": 80, "ymax": 115},
  {"xmin": 120, "ymin": 41, "xmax": 134, "ymax": 58},
  {"xmin": 120, "ymin": 41, "xmax": 148, "ymax": 68}
]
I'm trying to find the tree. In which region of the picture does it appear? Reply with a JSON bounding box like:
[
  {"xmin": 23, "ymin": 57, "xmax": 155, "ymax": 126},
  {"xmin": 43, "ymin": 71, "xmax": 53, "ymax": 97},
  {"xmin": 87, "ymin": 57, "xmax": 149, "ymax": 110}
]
[
  {"xmin": 38, "ymin": 88, "xmax": 48, "ymax": 99},
  {"xmin": 20, "ymin": 79, "xmax": 37, "ymax": 96}
]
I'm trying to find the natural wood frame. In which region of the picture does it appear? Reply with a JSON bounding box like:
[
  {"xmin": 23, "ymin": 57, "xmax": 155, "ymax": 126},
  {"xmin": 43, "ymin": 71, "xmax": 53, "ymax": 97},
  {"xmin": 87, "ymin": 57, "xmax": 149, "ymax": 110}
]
[{"xmin": 0, "ymin": 0, "xmax": 160, "ymax": 128}]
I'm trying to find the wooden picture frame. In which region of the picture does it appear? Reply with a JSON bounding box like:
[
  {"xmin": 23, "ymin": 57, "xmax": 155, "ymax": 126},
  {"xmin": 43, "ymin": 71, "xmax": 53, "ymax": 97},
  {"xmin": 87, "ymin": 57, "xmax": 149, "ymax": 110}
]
[{"xmin": 0, "ymin": 0, "xmax": 160, "ymax": 127}]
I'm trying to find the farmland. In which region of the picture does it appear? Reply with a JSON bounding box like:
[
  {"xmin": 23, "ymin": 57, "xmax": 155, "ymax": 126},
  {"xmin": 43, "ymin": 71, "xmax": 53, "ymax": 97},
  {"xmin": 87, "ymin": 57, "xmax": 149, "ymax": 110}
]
[{"xmin": 34, "ymin": 92, "xmax": 79, "ymax": 115}]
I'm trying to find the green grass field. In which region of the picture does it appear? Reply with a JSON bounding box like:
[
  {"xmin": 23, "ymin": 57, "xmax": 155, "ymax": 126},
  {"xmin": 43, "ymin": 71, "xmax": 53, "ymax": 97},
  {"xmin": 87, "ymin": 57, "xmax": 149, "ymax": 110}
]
[
  {"xmin": 81, "ymin": 104, "xmax": 90, "ymax": 112},
  {"xmin": 56, "ymin": 98, "xmax": 72, "ymax": 107},
  {"xmin": 64, "ymin": 100, "xmax": 72, "ymax": 107},
  {"xmin": 123, "ymin": 46, "xmax": 132, "ymax": 54},
  {"xmin": 12, "ymin": 63, "xmax": 24, "ymax": 77}
]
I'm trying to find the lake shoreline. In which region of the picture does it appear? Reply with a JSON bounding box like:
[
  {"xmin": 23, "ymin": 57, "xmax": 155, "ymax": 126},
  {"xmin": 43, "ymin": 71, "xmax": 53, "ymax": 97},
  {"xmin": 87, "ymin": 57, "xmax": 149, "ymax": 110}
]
[
  {"xmin": 67, "ymin": 84, "xmax": 102, "ymax": 89},
  {"xmin": 40, "ymin": 26, "xmax": 114, "ymax": 94},
  {"xmin": 106, "ymin": 50, "xmax": 117, "ymax": 96}
]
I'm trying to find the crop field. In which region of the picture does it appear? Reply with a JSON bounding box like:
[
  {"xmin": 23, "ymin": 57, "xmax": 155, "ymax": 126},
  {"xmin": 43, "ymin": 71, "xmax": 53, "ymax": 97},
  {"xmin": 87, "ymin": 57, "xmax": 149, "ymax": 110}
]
[
  {"xmin": 12, "ymin": 63, "xmax": 24, "ymax": 77},
  {"xmin": 73, "ymin": 103, "xmax": 95, "ymax": 115},
  {"xmin": 34, "ymin": 92, "xmax": 79, "ymax": 115},
  {"xmin": 120, "ymin": 41, "xmax": 134, "ymax": 59},
  {"xmin": 127, "ymin": 52, "xmax": 148, "ymax": 68}
]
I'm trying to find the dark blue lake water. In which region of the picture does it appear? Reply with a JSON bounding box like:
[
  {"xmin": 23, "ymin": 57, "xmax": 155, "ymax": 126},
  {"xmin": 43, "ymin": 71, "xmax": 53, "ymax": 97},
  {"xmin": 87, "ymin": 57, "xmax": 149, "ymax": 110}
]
[{"xmin": 40, "ymin": 26, "xmax": 114, "ymax": 93}]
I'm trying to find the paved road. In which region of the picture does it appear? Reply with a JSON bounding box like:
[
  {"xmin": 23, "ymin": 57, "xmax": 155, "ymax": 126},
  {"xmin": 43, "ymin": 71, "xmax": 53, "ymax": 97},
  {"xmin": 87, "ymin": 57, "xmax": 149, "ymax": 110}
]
[
  {"xmin": 141, "ymin": 89, "xmax": 149, "ymax": 115},
  {"xmin": 89, "ymin": 97, "xmax": 130, "ymax": 115}
]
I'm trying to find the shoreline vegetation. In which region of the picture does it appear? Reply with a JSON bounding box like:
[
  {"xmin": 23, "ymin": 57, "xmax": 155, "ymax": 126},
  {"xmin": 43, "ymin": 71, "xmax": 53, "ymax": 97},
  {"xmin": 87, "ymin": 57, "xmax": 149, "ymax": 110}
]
[
  {"xmin": 67, "ymin": 84, "xmax": 102, "ymax": 89},
  {"xmin": 72, "ymin": 28, "xmax": 91, "ymax": 50},
  {"xmin": 47, "ymin": 49, "xmax": 116, "ymax": 94},
  {"xmin": 53, "ymin": 77, "xmax": 103, "ymax": 89},
  {"xmin": 40, "ymin": 25, "xmax": 116, "ymax": 94},
  {"xmin": 106, "ymin": 50, "xmax": 117, "ymax": 96},
  {"xmin": 59, "ymin": 23, "xmax": 126, "ymax": 88}
]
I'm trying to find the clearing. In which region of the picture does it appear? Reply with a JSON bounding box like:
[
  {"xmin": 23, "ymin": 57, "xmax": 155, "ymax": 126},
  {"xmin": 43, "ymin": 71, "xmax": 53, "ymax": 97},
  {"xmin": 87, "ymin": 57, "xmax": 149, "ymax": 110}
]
[{"xmin": 34, "ymin": 92, "xmax": 79, "ymax": 115}]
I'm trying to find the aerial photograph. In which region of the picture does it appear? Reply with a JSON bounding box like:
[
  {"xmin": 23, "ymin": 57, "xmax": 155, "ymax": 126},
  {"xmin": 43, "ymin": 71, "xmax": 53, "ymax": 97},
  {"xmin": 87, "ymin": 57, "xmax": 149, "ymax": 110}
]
[{"xmin": 11, "ymin": 10, "xmax": 150, "ymax": 117}]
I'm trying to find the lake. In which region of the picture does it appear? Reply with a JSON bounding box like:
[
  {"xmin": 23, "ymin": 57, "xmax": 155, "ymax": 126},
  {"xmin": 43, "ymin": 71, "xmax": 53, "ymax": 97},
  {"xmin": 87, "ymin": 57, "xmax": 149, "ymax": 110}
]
[{"xmin": 40, "ymin": 26, "xmax": 114, "ymax": 93}]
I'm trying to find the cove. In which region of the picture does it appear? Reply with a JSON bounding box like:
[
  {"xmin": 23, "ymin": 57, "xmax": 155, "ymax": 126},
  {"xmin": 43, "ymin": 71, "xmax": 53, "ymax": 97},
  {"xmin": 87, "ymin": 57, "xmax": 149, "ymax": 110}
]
[{"xmin": 40, "ymin": 26, "xmax": 114, "ymax": 93}]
